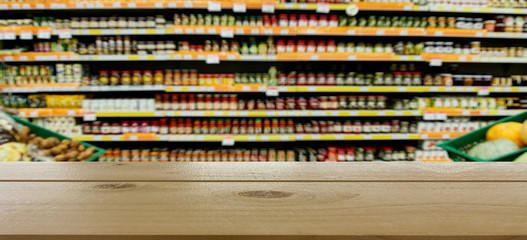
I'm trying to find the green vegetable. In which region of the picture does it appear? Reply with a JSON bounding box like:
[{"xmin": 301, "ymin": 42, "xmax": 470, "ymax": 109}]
[
  {"xmin": 467, "ymin": 139, "xmax": 519, "ymax": 161},
  {"xmin": 514, "ymin": 152, "xmax": 527, "ymax": 162}
]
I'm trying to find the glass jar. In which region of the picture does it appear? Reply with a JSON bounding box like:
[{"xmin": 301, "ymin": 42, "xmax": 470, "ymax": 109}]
[
  {"xmin": 98, "ymin": 71, "xmax": 109, "ymax": 85},
  {"xmin": 110, "ymin": 71, "xmax": 120, "ymax": 85}
]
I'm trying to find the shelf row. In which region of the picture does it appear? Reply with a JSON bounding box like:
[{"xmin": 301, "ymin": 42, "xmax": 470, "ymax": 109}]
[
  {"xmin": 1, "ymin": 0, "xmax": 526, "ymax": 15},
  {"xmin": 0, "ymin": 52, "xmax": 522, "ymax": 64},
  {"xmin": 16, "ymin": 108, "xmax": 525, "ymax": 118},
  {"xmin": 3, "ymin": 84, "xmax": 526, "ymax": 94},
  {"xmin": 2, "ymin": 26, "xmax": 526, "ymax": 39},
  {"xmin": 71, "ymin": 132, "xmax": 467, "ymax": 142}
]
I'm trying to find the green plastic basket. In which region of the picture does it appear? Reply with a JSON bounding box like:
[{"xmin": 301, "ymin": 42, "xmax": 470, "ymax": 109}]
[
  {"xmin": 439, "ymin": 111, "xmax": 527, "ymax": 162},
  {"xmin": 11, "ymin": 116, "xmax": 105, "ymax": 162}
]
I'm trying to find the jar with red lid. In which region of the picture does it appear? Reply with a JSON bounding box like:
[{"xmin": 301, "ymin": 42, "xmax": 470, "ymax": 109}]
[
  {"xmin": 327, "ymin": 41, "xmax": 336, "ymax": 53},
  {"xmin": 320, "ymin": 96, "xmax": 329, "ymax": 109},
  {"xmin": 188, "ymin": 94, "xmax": 196, "ymax": 110},
  {"xmin": 329, "ymin": 15, "xmax": 338, "ymax": 27},
  {"xmin": 101, "ymin": 122, "xmax": 111, "ymax": 135},
  {"xmin": 151, "ymin": 121, "xmax": 159, "ymax": 134},
  {"xmin": 286, "ymin": 119, "xmax": 295, "ymax": 133},
  {"xmin": 342, "ymin": 120, "xmax": 352, "ymax": 133},
  {"xmin": 297, "ymin": 97, "xmax": 307, "ymax": 110},
  {"xmin": 298, "ymin": 14, "xmax": 308, "ymax": 27},
  {"xmin": 326, "ymin": 72, "xmax": 336, "ymax": 85},
  {"xmin": 318, "ymin": 15, "xmax": 328, "ymax": 27},
  {"xmin": 320, "ymin": 121, "xmax": 328, "ymax": 133},
  {"xmin": 130, "ymin": 121, "xmax": 139, "ymax": 133},
  {"xmin": 309, "ymin": 14, "xmax": 318, "ymax": 27},
  {"xmin": 289, "ymin": 14, "xmax": 297, "ymax": 27},
  {"xmin": 276, "ymin": 40, "xmax": 286, "ymax": 53},
  {"xmin": 296, "ymin": 72, "xmax": 307, "ymax": 85},
  {"xmin": 168, "ymin": 120, "xmax": 177, "ymax": 134},
  {"xmin": 111, "ymin": 123, "xmax": 121, "ymax": 135},
  {"xmin": 317, "ymin": 40, "xmax": 326, "ymax": 53},
  {"xmin": 287, "ymin": 72, "xmax": 297, "ymax": 84},
  {"xmin": 307, "ymin": 40, "xmax": 316, "ymax": 53},
  {"xmin": 83, "ymin": 123, "xmax": 92, "ymax": 135},
  {"xmin": 185, "ymin": 119, "xmax": 192, "ymax": 134},
  {"xmin": 91, "ymin": 121, "xmax": 101, "ymax": 135},
  {"xmin": 162, "ymin": 94, "xmax": 170, "ymax": 110},
  {"xmin": 285, "ymin": 98, "xmax": 296, "ymax": 110},
  {"xmin": 316, "ymin": 73, "xmax": 326, "ymax": 85},
  {"xmin": 279, "ymin": 14, "xmax": 288, "ymax": 27},
  {"xmin": 275, "ymin": 98, "xmax": 285, "ymax": 110},
  {"xmin": 229, "ymin": 95, "xmax": 237, "ymax": 110},
  {"xmin": 297, "ymin": 40, "xmax": 307, "ymax": 53},
  {"xmin": 308, "ymin": 97, "xmax": 320, "ymax": 109},
  {"xmin": 286, "ymin": 40, "xmax": 295, "ymax": 53},
  {"xmin": 329, "ymin": 96, "xmax": 338, "ymax": 110},
  {"xmin": 139, "ymin": 121, "xmax": 149, "ymax": 133},
  {"xmin": 159, "ymin": 119, "xmax": 168, "ymax": 135},
  {"xmin": 307, "ymin": 72, "xmax": 316, "ymax": 85}
]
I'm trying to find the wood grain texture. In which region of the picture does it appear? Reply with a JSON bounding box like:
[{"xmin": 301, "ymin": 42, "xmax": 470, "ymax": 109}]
[
  {"xmin": 1, "ymin": 162, "xmax": 527, "ymax": 181},
  {"xmin": 2, "ymin": 162, "xmax": 527, "ymax": 240}
]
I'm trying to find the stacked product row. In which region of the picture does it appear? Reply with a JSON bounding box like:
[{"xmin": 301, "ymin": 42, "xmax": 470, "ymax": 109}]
[
  {"xmin": 5, "ymin": 64, "xmax": 527, "ymax": 87},
  {"xmin": 99, "ymin": 145, "xmax": 417, "ymax": 162}
]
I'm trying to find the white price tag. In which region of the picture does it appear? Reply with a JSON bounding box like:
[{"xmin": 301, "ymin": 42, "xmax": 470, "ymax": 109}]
[
  {"xmin": 19, "ymin": 56, "xmax": 28, "ymax": 61},
  {"xmin": 221, "ymin": 136, "xmax": 235, "ymax": 146},
  {"xmin": 347, "ymin": 30, "xmax": 356, "ymax": 35},
  {"xmin": 261, "ymin": 3, "xmax": 275, "ymax": 13},
  {"xmin": 67, "ymin": 110, "xmax": 76, "ymax": 116},
  {"xmin": 174, "ymin": 28, "xmax": 183, "ymax": 34},
  {"xmin": 20, "ymin": 31, "xmax": 33, "ymax": 40},
  {"xmin": 58, "ymin": 29, "xmax": 72, "ymax": 39},
  {"xmin": 207, "ymin": 28, "xmax": 217, "ymax": 34},
  {"xmin": 29, "ymin": 111, "xmax": 38, "ymax": 117},
  {"xmin": 264, "ymin": 29, "xmax": 273, "ymax": 35},
  {"xmin": 280, "ymin": 29, "xmax": 289, "ymax": 35},
  {"xmin": 155, "ymin": 2, "xmax": 163, "ymax": 8},
  {"xmin": 127, "ymin": 2, "xmax": 136, "ymax": 8},
  {"xmin": 36, "ymin": 3, "xmax": 44, "ymax": 9},
  {"xmin": 4, "ymin": 31, "xmax": 15, "ymax": 40},
  {"xmin": 83, "ymin": 112, "xmax": 96, "ymax": 121},
  {"xmin": 307, "ymin": 29, "xmax": 316, "ymax": 35},
  {"xmin": 220, "ymin": 28, "xmax": 234, "ymax": 38},
  {"xmin": 400, "ymin": 30, "xmax": 408, "ymax": 36},
  {"xmin": 11, "ymin": 3, "xmax": 20, "ymax": 9},
  {"xmin": 434, "ymin": 31, "xmax": 443, "ymax": 36},
  {"xmin": 168, "ymin": 2, "xmax": 177, "ymax": 8},
  {"xmin": 205, "ymin": 54, "xmax": 220, "ymax": 64},
  {"xmin": 436, "ymin": 112, "xmax": 447, "ymax": 120},
  {"xmin": 208, "ymin": 1, "xmax": 221, "ymax": 11},
  {"xmin": 430, "ymin": 59, "xmax": 442, "ymax": 66},
  {"xmin": 195, "ymin": 28, "xmax": 205, "ymax": 34},
  {"xmin": 310, "ymin": 55, "xmax": 319, "ymax": 60},
  {"xmin": 348, "ymin": 55, "xmax": 356, "ymax": 61},
  {"xmin": 37, "ymin": 30, "xmax": 51, "ymax": 39},
  {"xmin": 184, "ymin": 1, "xmax": 192, "ymax": 8},
  {"xmin": 75, "ymin": 3, "xmax": 84, "ymax": 8},
  {"xmin": 376, "ymin": 30, "xmax": 385, "ymax": 36},
  {"xmin": 86, "ymin": 3, "xmax": 94, "ymax": 8},
  {"xmin": 129, "ymin": 135, "xmax": 138, "ymax": 141},
  {"xmin": 242, "ymin": 86, "xmax": 251, "ymax": 91},
  {"xmin": 284, "ymin": 3, "xmax": 294, "ymax": 9},
  {"xmin": 95, "ymin": 2, "xmax": 104, "ymax": 8},
  {"xmin": 0, "ymin": 4, "xmax": 7, "ymax": 9},
  {"xmin": 316, "ymin": 3, "xmax": 330, "ymax": 13},
  {"xmin": 423, "ymin": 112, "xmax": 436, "ymax": 120},
  {"xmin": 266, "ymin": 87, "xmax": 279, "ymax": 96},
  {"xmin": 233, "ymin": 2, "xmax": 246, "ymax": 12},
  {"xmin": 477, "ymin": 87, "xmax": 490, "ymax": 96},
  {"xmin": 112, "ymin": 2, "xmax": 121, "ymax": 8},
  {"xmin": 442, "ymin": 134, "xmax": 451, "ymax": 139}
]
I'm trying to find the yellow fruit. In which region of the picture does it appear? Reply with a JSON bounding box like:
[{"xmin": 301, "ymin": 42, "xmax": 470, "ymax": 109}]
[{"xmin": 486, "ymin": 122, "xmax": 524, "ymax": 148}]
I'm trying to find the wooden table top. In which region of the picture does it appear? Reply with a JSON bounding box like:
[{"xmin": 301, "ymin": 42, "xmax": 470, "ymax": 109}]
[{"xmin": 1, "ymin": 162, "xmax": 527, "ymax": 240}]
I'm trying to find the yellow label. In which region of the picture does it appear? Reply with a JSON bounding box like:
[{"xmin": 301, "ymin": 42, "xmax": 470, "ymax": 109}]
[
  {"xmin": 128, "ymin": 55, "xmax": 140, "ymax": 60},
  {"xmin": 145, "ymin": 29, "xmax": 156, "ymax": 34},
  {"xmin": 165, "ymin": 87, "xmax": 174, "ymax": 92},
  {"xmin": 338, "ymin": 112, "xmax": 351, "ymax": 116},
  {"xmin": 247, "ymin": 111, "xmax": 268, "ymax": 117},
  {"xmin": 89, "ymin": 30, "xmax": 102, "ymax": 35},
  {"xmin": 372, "ymin": 135, "xmax": 392, "ymax": 140},
  {"xmin": 180, "ymin": 87, "xmax": 189, "ymax": 92},
  {"xmin": 319, "ymin": 135, "xmax": 336, "ymax": 140},
  {"xmin": 203, "ymin": 112, "xmax": 215, "ymax": 116},
  {"xmin": 343, "ymin": 136, "xmax": 364, "ymax": 140},
  {"xmin": 102, "ymin": 136, "xmax": 113, "ymax": 141},
  {"xmin": 235, "ymin": 136, "xmax": 249, "ymax": 141},
  {"xmin": 358, "ymin": 112, "xmax": 378, "ymax": 116}
]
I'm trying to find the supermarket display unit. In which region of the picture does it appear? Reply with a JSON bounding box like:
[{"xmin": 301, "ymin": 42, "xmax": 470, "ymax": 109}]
[{"xmin": 2, "ymin": 0, "xmax": 527, "ymax": 162}]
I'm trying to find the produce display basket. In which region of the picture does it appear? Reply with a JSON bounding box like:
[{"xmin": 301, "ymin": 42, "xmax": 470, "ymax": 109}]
[
  {"xmin": 11, "ymin": 115, "xmax": 105, "ymax": 162},
  {"xmin": 439, "ymin": 111, "xmax": 527, "ymax": 162}
]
